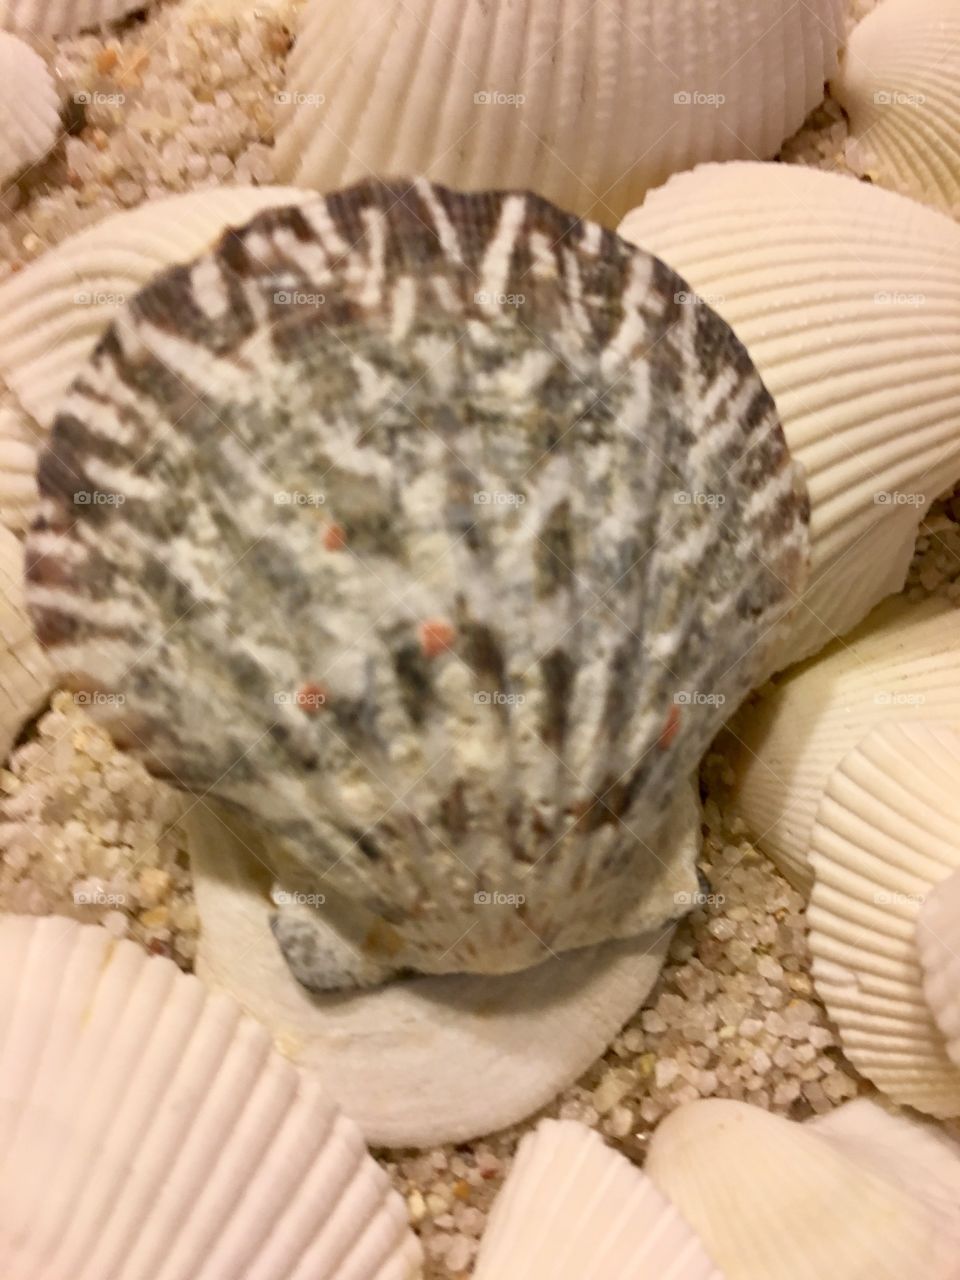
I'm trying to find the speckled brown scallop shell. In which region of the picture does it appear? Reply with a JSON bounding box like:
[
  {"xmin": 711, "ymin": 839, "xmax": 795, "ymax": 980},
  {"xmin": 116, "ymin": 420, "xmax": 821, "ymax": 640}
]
[{"xmin": 26, "ymin": 177, "xmax": 809, "ymax": 977}]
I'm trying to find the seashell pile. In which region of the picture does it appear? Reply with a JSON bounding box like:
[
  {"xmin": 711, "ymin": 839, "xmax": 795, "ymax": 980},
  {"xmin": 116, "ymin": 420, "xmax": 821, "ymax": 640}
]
[
  {"xmin": 620, "ymin": 161, "xmax": 960, "ymax": 671},
  {"xmin": 0, "ymin": 913, "xmax": 423, "ymax": 1279},
  {"xmin": 274, "ymin": 0, "xmax": 845, "ymax": 225},
  {"xmin": 834, "ymin": 0, "xmax": 960, "ymax": 216},
  {"xmin": 4, "ymin": 0, "xmax": 960, "ymax": 1272},
  {"xmin": 25, "ymin": 177, "xmax": 808, "ymax": 992}
]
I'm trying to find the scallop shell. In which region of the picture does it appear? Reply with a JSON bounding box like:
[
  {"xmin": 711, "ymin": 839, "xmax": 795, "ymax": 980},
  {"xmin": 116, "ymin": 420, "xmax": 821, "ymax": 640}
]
[
  {"xmin": 645, "ymin": 1098, "xmax": 960, "ymax": 1280},
  {"xmin": 472, "ymin": 1119, "xmax": 723, "ymax": 1280},
  {"xmin": 0, "ymin": 913, "xmax": 423, "ymax": 1280},
  {"xmin": 26, "ymin": 178, "xmax": 808, "ymax": 986},
  {"xmin": 620, "ymin": 161, "xmax": 960, "ymax": 671},
  {"xmin": 1, "ymin": 0, "xmax": 153, "ymax": 35},
  {"xmin": 808, "ymin": 721, "xmax": 960, "ymax": 1115},
  {"xmin": 0, "ymin": 523, "xmax": 53, "ymax": 760},
  {"xmin": 917, "ymin": 867, "xmax": 960, "ymax": 1064},
  {"xmin": 0, "ymin": 34, "xmax": 59, "ymax": 186},
  {"xmin": 0, "ymin": 403, "xmax": 40, "ymax": 535},
  {"xmin": 186, "ymin": 795, "xmax": 695, "ymax": 1147},
  {"xmin": 833, "ymin": 0, "xmax": 960, "ymax": 216},
  {"xmin": 726, "ymin": 597, "xmax": 960, "ymax": 888},
  {"xmin": 0, "ymin": 186, "xmax": 312, "ymax": 438},
  {"xmin": 274, "ymin": 0, "xmax": 843, "ymax": 226}
]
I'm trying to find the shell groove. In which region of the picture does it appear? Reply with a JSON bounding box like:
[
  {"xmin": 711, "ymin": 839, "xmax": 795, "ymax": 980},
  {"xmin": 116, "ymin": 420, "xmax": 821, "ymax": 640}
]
[
  {"xmin": 0, "ymin": 33, "xmax": 59, "ymax": 186},
  {"xmin": 0, "ymin": 186, "xmax": 313, "ymax": 436},
  {"xmin": 26, "ymin": 178, "xmax": 808, "ymax": 981},
  {"xmin": 0, "ymin": 523, "xmax": 53, "ymax": 760},
  {"xmin": 620, "ymin": 161, "xmax": 960, "ymax": 671},
  {"xmin": 0, "ymin": 913, "xmax": 423, "ymax": 1280},
  {"xmin": 917, "ymin": 867, "xmax": 960, "ymax": 1066},
  {"xmin": 473, "ymin": 1119, "xmax": 722, "ymax": 1279},
  {"xmin": 274, "ymin": 0, "xmax": 843, "ymax": 226},
  {"xmin": 809, "ymin": 721, "xmax": 960, "ymax": 1116},
  {"xmin": 726, "ymin": 597, "xmax": 960, "ymax": 889},
  {"xmin": 833, "ymin": 0, "xmax": 960, "ymax": 216},
  {"xmin": 645, "ymin": 1098, "xmax": 960, "ymax": 1280}
]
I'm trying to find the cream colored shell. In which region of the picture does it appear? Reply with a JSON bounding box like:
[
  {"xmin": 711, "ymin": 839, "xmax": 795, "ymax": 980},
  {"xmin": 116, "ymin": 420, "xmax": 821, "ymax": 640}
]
[
  {"xmin": 274, "ymin": 0, "xmax": 843, "ymax": 226},
  {"xmin": 833, "ymin": 0, "xmax": 960, "ymax": 215},
  {"xmin": 0, "ymin": 523, "xmax": 53, "ymax": 761},
  {"xmin": 645, "ymin": 1098, "xmax": 960, "ymax": 1280},
  {"xmin": 726, "ymin": 595, "xmax": 960, "ymax": 890},
  {"xmin": 620, "ymin": 162, "xmax": 960, "ymax": 671},
  {"xmin": 0, "ymin": 185, "xmax": 313, "ymax": 434},
  {"xmin": 0, "ymin": 34, "xmax": 59, "ymax": 186},
  {"xmin": 917, "ymin": 866, "xmax": 960, "ymax": 1066},
  {"xmin": 809, "ymin": 722, "xmax": 960, "ymax": 1116},
  {"xmin": 186, "ymin": 797, "xmax": 698, "ymax": 1148},
  {"xmin": 473, "ymin": 1119, "xmax": 722, "ymax": 1280},
  {"xmin": 0, "ymin": 913, "xmax": 423, "ymax": 1280}
]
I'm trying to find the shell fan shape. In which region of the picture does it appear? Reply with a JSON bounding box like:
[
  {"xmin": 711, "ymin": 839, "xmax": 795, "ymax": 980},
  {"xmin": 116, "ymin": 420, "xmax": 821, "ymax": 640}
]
[
  {"xmin": 726, "ymin": 597, "xmax": 960, "ymax": 890},
  {"xmin": 834, "ymin": 0, "xmax": 960, "ymax": 216},
  {"xmin": 26, "ymin": 178, "xmax": 808, "ymax": 988},
  {"xmin": 620, "ymin": 162, "xmax": 960, "ymax": 672},
  {"xmin": 0, "ymin": 34, "xmax": 60, "ymax": 186},
  {"xmin": 645, "ymin": 1098, "xmax": 960, "ymax": 1280},
  {"xmin": 0, "ymin": 913, "xmax": 423, "ymax": 1280},
  {"xmin": 274, "ymin": 0, "xmax": 844, "ymax": 225},
  {"xmin": 917, "ymin": 866, "xmax": 960, "ymax": 1066},
  {"xmin": 473, "ymin": 1119, "xmax": 723, "ymax": 1279}
]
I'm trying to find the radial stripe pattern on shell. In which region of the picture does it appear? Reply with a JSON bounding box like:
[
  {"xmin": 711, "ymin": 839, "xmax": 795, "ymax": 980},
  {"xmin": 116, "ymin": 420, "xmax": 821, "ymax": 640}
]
[{"xmin": 25, "ymin": 178, "xmax": 809, "ymax": 986}]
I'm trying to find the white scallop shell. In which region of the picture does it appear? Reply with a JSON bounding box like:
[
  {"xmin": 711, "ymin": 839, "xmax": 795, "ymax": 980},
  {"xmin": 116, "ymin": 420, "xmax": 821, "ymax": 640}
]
[
  {"xmin": 0, "ymin": 0, "xmax": 152, "ymax": 35},
  {"xmin": 917, "ymin": 867, "xmax": 960, "ymax": 1065},
  {"xmin": 645, "ymin": 1098, "xmax": 960, "ymax": 1280},
  {"xmin": 726, "ymin": 598, "xmax": 960, "ymax": 888},
  {"xmin": 473, "ymin": 1119, "xmax": 723, "ymax": 1280},
  {"xmin": 808, "ymin": 721, "xmax": 960, "ymax": 1116},
  {"xmin": 0, "ymin": 403, "xmax": 39, "ymax": 534},
  {"xmin": 186, "ymin": 792, "xmax": 700, "ymax": 1147},
  {"xmin": 0, "ymin": 913, "xmax": 423, "ymax": 1280},
  {"xmin": 274, "ymin": 0, "xmax": 843, "ymax": 225},
  {"xmin": 0, "ymin": 34, "xmax": 59, "ymax": 186},
  {"xmin": 619, "ymin": 162, "xmax": 960, "ymax": 671},
  {"xmin": 0, "ymin": 185, "xmax": 313, "ymax": 436},
  {"xmin": 833, "ymin": 0, "xmax": 960, "ymax": 216},
  {"xmin": 0, "ymin": 523, "xmax": 52, "ymax": 761}
]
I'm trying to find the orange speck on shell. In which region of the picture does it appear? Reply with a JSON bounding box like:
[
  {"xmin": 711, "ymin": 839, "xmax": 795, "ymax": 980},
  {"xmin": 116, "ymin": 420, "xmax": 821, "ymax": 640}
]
[
  {"xmin": 658, "ymin": 703, "xmax": 681, "ymax": 750},
  {"xmin": 419, "ymin": 618, "xmax": 456, "ymax": 658},
  {"xmin": 96, "ymin": 46, "xmax": 119, "ymax": 74},
  {"xmin": 323, "ymin": 522, "xmax": 346, "ymax": 551},
  {"xmin": 295, "ymin": 682, "xmax": 328, "ymax": 713}
]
